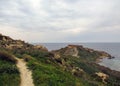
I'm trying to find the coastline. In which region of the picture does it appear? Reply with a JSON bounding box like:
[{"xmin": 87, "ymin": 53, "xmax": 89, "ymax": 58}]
[
  {"xmin": 40, "ymin": 43, "xmax": 120, "ymax": 72},
  {"xmin": 99, "ymin": 57, "xmax": 120, "ymax": 72}
]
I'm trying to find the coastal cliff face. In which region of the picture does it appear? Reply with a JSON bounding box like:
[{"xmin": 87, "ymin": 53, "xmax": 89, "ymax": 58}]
[{"xmin": 0, "ymin": 34, "xmax": 120, "ymax": 86}]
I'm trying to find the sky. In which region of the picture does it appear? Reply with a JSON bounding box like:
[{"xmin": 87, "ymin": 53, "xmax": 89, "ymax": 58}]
[{"xmin": 0, "ymin": 0, "xmax": 120, "ymax": 43}]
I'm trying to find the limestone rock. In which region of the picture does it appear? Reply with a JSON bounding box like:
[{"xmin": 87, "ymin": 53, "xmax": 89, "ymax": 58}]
[
  {"xmin": 71, "ymin": 67, "xmax": 84, "ymax": 77},
  {"xmin": 64, "ymin": 45, "xmax": 79, "ymax": 57},
  {"xmin": 95, "ymin": 72, "xmax": 109, "ymax": 83}
]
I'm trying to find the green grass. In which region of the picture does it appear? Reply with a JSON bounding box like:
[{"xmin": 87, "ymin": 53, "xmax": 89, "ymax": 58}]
[
  {"xmin": 23, "ymin": 52, "xmax": 90, "ymax": 86},
  {"xmin": 0, "ymin": 60, "xmax": 20, "ymax": 86},
  {"xmin": 0, "ymin": 50, "xmax": 20, "ymax": 86},
  {"xmin": 1, "ymin": 45, "xmax": 119, "ymax": 86},
  {"xmin": 12, "ymin": 48, "xmax": 104, "ymax": 86},
  {"xmin": 28, "ymin": 60, "xmax": 76, "ymax": 86}
]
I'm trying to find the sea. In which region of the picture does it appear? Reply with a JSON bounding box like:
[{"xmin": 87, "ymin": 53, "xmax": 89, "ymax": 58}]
[{"xmin": 37, "ymin": 43, "xmax": 120, "ymax": 72}]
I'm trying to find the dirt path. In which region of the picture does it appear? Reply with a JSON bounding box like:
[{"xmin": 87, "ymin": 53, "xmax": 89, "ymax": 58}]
[
  {"xmin": 73, "ymin": 47, "xmax": 79, "ymax": 57},
  {"xmin": 16, "ymin": 58, "xmax": 34, "ymax": 86}
]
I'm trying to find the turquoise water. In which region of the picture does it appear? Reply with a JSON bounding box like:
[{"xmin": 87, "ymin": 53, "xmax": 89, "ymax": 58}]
[{"xmin": 39, "ymin": 43, "xmax": 120, "ymax": 71}]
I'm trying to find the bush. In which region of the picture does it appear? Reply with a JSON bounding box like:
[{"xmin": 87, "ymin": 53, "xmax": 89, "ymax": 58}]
[
  {"xmin": 23, "ymin": 54, "xmax": 33, "ymax": 62},
  {"xmin": 0, "ymin": 50, "xmax": 17, "ymax": 63},
  {"xmin": 0, "ymin": 59, "xmax": 20, "ymax": 86}
]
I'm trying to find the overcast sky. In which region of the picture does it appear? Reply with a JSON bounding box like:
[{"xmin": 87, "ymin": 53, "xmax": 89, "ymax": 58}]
[{"xmin": 0, "ymin": 0, "xmax": 120, "ymax": 43}]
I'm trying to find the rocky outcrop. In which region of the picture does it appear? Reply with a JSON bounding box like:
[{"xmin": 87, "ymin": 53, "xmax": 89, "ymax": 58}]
[
  {"xmin": 64, "ymin": 45, "xmax": 79, "ymax": 57},
  {"xmin": 0, "ymin": 34, "xmax": 26, "ymax": 49},
  {"xmin": 95, "ymin": 72, "xmax": 109, "ymax": 83},
  {"xmin": 34, "ymin": 45, "xmax": 48, "ymax": 51},
  {"xmin": 52, "ymin": 45, "xmax": 111, "ymax": 60},
  {"xmin": 52, "ymin": 45, "xmax": 81, "ymax": 58},
  {"xmin": 0, "ymin": 34, "xmax": 48, "ymax": 51},
  {"xmin": 71, "ymin": 67, "xmax": 84, "ymax": 77},
  {"xmin": 54, "ymin": 53, "xmax": 61, "ymax": 59},
  {"xmin": 0, "ymin": 33, "xmax": 12, "ymax": 41}
]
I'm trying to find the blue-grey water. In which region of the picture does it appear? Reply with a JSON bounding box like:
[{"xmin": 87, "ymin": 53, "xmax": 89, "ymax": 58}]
[{"xmin": 39, "ymin": 43, "xmax": 120, "ymax": 71}]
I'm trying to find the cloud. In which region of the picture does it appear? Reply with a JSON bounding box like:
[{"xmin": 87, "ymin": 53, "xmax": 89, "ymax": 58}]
[{"xmin": 0, "ymin": 0, "xmax": 120, "ymax": 42}]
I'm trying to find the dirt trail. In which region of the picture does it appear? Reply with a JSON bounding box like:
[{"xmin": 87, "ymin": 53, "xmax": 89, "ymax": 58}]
[
  {"xmin": 73, "ymin": 47, "xmax": 79, "ymax": 57},
  {"xmin": 16, "ymin": 58, "xmax": 34, "ymax": 86}
]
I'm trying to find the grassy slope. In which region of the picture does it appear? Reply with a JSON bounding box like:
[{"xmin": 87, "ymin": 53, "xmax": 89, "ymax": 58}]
[
  {"xmin": 55, "ymin": 47, "xmax": 120, "ymax": 86},
  {"xmin": 0, "ymin": 50, "xmax": 20, "ymax": 86},
  {"xmin": 10, "ymin": 47, "xmax": 112, "ymax": 86},
  {"xmin": 1, "ymin": 44, "xmax": 119, "ymax": 86},
  {"xmin": 22, "ymin": 51, "xmax": 89, "ymax": 86}
]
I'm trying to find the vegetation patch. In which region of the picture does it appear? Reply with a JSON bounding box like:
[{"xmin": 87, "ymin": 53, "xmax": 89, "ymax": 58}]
[
  {"xmin": 0, "ymin": 50, "xmax": 17, "ymax": 63},
  {"xmin": 0, "ymin": 50, "xmax": 20, "ymax": 86}
]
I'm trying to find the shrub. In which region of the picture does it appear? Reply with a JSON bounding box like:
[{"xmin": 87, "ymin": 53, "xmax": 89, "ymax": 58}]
[
  {"xmin": 23, "ymin": 54, "xmax": 33, "ymax": 62},
  {"xmin": 0, "ymin": 50, "xmax": 17, "ymax": 63}
]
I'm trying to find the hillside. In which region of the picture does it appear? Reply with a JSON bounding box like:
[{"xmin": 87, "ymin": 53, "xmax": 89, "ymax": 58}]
[
  {"xmin": 52, "ymin": 45, "xmax": 120, "ymax": 85},
  {"xmin": 0, "ymin": 33, "xmax": 47, "ymax": 51},
  {"xmin": 0, "ymin": 34, "xmax": 120, "ymax": 86}
]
